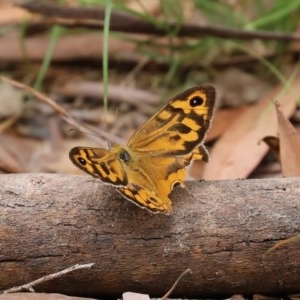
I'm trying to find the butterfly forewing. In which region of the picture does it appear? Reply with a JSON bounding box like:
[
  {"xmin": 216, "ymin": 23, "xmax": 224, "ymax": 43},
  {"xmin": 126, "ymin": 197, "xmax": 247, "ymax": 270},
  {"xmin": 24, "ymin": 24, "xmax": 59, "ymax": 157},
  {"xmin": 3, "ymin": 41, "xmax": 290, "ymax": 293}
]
[
  {"xmin": 69, "ymin": 147, "xmax": 128, "ymax": 185},
  {"xmin": 127, "ymin": 85, "xmax": 215, "ymax": 157}
]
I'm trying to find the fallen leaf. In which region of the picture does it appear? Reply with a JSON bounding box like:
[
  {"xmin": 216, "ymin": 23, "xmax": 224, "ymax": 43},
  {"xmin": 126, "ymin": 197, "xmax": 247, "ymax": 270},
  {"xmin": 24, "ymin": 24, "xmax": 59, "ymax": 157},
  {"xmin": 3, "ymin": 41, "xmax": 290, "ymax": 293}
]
[
  {"xmin": 122, "ymin": 292, "xmax": 150, "ymax": 300},
  {"xmin": 289, "ymin": 294, "xmax": 300, "ymax": 300},
  {"xmin": 261, "ymin": 136, "xmax": 280, "ymax": 160},
  {"xmin": 0, "ymin": 143, "xmax": 24, "ymax": 173},
  {"xmin": 275, "ymin": 102, "xmax": 300, "ymax": 176},
  {"xmin": 0, "ymin": 292, "xmax": 94, "ymax": 300},
  {"xmin": 0, "ymin": 82, "xmax": 23, "ymax": 118},
  {"xmin": 203, "ymin": 75, "xmax": 299, "ymax": 180},
  {"xmin": 215, "ymin": 67, "xmax": 272, "ymax": 106},
  {"xmin": 0, "ymin": 33, "xmax": 137, "ymax": 62},
  {"xmin": 207, "ymin": 106, "xmax": 248, "ymax": 142},
  {"xmin": 0, "ymin": 3, "xmax": 32, "ymax": 26},
  {"xmin": 253, "ymin": 294, "xmax": 281, "ymax": 300}
]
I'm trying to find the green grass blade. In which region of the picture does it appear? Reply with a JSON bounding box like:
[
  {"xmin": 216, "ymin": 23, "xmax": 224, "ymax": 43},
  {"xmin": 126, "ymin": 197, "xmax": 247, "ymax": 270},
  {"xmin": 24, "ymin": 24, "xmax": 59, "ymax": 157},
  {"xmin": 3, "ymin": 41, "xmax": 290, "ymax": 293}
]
[
  {"xmin": 102, "ymin": 0, "xmax": 112, "ymax": 114},
  {"xmin": 34, "ymin": 25, "xmax": 63, "ymax": 90}
]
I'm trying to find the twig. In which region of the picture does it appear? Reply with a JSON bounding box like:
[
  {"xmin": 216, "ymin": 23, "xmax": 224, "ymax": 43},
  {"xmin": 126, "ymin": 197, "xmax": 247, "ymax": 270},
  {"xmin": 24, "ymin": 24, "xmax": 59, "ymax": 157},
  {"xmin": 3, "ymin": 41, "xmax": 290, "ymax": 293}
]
[
  {"xmin": 2, "ymin": 263, "xmax": 94, "ymax": 294},
  {"xmin": 161, "ymin": 268, "xmax": 192, "ymax": 300},
  {"xmin": 263, "ymin": 233, "xmax": 300, "ymax": 259},
  {"xmin": 0, "ymin": 76, "xmax": 125, "ymax": 146},
  {"xmin": 19, "ymin": 3, "xmax": 300, "ymax": 41}
]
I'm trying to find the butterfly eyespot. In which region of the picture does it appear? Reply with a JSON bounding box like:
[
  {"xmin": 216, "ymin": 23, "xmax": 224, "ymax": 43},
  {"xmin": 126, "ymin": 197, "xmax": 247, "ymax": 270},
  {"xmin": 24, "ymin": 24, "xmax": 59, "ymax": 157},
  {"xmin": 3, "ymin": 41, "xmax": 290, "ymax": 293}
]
[
  {"xmin": 78, "ymin": 157, "xmax": 87, "ymax": 166},
  {"xmin": 190, "ymin": 96, "xmax": 204, "ymax": 107},
  {"xmin": 119, "ymin": 150, "xmax": 131, "ymax": 164}
]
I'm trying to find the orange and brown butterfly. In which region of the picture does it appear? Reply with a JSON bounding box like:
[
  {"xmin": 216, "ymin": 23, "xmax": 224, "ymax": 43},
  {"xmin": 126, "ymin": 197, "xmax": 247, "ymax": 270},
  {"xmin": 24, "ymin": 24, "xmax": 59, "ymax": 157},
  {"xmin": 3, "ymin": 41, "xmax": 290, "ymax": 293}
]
[{"xmin": 69, "ymin": 85, "xmax": 216, "ymax": 214}]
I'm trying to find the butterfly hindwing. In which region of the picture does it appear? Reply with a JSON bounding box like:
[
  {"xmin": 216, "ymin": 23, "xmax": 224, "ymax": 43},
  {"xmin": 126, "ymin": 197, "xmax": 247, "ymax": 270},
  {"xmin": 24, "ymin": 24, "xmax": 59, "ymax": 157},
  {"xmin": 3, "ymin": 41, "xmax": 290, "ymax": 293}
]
[
  {"xmin": 117, "ymin": 185, "xmax": 171, "ymax": 214},
  {"xmin": 114, "ymin": 153, "xmax": 189, "ymax": 214}
]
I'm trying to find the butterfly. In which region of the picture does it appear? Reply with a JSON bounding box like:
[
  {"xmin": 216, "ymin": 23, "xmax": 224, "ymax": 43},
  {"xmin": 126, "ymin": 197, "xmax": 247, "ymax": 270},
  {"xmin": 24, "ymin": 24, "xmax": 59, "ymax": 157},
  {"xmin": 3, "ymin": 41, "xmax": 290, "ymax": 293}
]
[{"xmin": 69, "ymin": 85, "xmax": 216, "ymax": 214}]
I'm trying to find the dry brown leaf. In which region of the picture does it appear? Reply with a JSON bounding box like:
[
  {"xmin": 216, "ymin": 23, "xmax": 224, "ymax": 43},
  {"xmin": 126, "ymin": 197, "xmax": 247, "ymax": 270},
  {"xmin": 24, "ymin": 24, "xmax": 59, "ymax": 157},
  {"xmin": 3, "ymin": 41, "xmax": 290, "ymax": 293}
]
[
  {"xmin": 215, "ymin": 67, "xmax": 272, "ymax": 106},
  {"xmin": 290, "ymin": 294, "xmax": 300, "ymax": 300},
  {"xmin": 0, "ymin": 293, "xmax": 94, "ymax": 300},
  {"xmin": 0, "ymin": 3, "xmax": 32, "ymax": 26},
  {"xmin": 230, "ymin": 295, "xmax": 247, "ymax": 300},
  {"xmin": 275, "ymin": 102, "xmax": 300, "ymax": 176},
  {"xmin": 207, "ymin": 106, "xmax": 248, "ymax": 141},
  {"xmin": 0, "ymin": 143, "xmax": 24, "ymax": 173},
  {"xmin": 0, "ymin": 82, "xmax": 23, "ymax": 118},
  {"xmin": 45, "ymin": 138, "xmax": 101, "ymax": 174},
  {"xmin": 122, "ymin": 292, "xmax": 150, "ymax": 300},
  {"xmin": 55, "ymin": 80, "xmax": 158, "ymax": 115},
  {"xmin": 190, "ymin": 107, "xmax": 249, "ymax": 179},
  {"xmin": 261, "ymin": 135, "xmax": 280, "ymax": 159},
  {"xmin": 203, "ymin": 76, "xmax": 299, "ymax": 180},
  {"xmin": 0, "ymin": 33, "xmax": 137, "ymax": 62},
  {"xmin": 253, "ymin": 294, "xmax": 281, "ymax": 300},
  {"xmin": 127, "ymin": 0, "xmax": 161, "ymax": 15},
  {"xmin": 0, "ymin": 133, "xmax": 46, "ymax": 173}
]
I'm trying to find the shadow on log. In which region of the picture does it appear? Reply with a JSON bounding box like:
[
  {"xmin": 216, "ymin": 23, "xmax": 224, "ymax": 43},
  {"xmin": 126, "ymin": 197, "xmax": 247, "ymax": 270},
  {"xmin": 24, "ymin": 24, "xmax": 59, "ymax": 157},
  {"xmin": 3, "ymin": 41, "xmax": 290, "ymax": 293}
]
[{"xmin": 0, "ymin": 174, "xmax": 299, "ymax": 298}]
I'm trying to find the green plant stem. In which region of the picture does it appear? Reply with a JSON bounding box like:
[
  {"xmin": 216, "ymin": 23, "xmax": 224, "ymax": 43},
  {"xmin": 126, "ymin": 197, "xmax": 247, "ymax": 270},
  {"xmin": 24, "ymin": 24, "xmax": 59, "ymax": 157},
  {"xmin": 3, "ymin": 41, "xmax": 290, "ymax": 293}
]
[
  {"xmin": 102, "ymin": 0, "xmax": 112, "ymax": 114},
  {"xmin": 34, "ymin": 26, "xmax": 62, "ymax": 90}
]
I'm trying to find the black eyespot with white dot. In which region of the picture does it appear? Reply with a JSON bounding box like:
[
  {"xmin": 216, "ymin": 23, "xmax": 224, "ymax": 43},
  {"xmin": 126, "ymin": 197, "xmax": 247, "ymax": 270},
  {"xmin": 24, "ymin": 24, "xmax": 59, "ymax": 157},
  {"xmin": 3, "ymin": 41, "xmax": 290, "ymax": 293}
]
[
  {"xmin": 190, "ymin": 96, "xmax": 204, "ymax": 107},
  {"xmin": 78, "ymin": 157, "xmax": 87, "ymax": 166}
]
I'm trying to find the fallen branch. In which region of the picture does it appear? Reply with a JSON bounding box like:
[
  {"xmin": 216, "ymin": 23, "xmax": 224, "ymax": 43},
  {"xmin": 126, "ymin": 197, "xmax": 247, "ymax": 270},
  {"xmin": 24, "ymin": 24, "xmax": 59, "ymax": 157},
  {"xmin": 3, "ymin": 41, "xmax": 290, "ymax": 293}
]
[
  {"xmin": 0, "ymin": 174, "xmax": 299, "ymax": 297},
  {"xmin": 19, "ymin": 3, "xmax": 300, "ymax": 41}
]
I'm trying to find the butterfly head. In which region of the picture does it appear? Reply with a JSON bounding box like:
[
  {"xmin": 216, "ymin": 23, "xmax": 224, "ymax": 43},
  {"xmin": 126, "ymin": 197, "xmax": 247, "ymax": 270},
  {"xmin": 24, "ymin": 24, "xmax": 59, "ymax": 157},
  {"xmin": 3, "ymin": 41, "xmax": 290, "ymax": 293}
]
[{"xmin": 117, "ymin": 149, "xmax": 131, "ymax": 164}]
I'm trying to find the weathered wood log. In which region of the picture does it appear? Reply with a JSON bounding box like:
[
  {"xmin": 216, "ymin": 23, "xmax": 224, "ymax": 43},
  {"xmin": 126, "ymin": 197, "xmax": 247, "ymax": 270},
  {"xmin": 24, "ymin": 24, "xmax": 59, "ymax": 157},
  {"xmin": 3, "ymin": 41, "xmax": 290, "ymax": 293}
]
[{"xmin": 0, "ymin": 174, "xmax": 299, "ymax": 298}]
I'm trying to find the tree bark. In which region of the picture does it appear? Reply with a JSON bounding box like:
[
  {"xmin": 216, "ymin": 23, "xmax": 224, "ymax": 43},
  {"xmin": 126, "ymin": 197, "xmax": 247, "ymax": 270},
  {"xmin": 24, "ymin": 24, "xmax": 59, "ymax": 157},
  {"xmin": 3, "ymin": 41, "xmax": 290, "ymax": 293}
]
[{"xmin": 0, "ymin": 174, "xmax": 299, "ymax": 298}]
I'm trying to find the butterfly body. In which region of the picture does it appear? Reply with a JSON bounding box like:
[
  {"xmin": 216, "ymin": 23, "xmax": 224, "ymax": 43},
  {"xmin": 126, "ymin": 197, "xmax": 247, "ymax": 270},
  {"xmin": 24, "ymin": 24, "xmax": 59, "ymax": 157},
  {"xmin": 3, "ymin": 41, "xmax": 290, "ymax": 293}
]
[{"xmin": 69, "ymin": 85, "xmax": 216, "ymax": 214}]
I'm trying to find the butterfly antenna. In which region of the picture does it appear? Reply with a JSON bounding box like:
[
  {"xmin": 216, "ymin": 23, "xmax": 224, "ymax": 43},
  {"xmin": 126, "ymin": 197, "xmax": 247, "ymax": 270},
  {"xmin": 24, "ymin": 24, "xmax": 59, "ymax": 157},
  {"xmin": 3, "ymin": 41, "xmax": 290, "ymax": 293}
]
[{"xmin": 68, "ymin": 128, "xmax": 100, "ymax": 138}]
